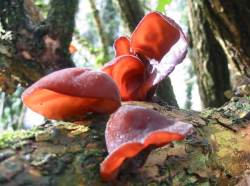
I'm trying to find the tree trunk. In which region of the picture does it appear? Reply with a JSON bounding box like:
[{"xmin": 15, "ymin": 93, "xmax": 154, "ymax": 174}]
[
  {"xmin": 188, "ymin": 0, "xmax": 231, "ymax": 108},
  {"xmin": 116, "ymin": 0, "xmax": 178, "ymax": 107},
  {"xmin": 0, "ymin": 97, "xmax": 249, "ymax": 185},
  {"xmin": 203, "ymin": 0, "xmax": 250, "ymax": 82},
  {"xmin": 188, "ymin": 0, "xmax": 250, "ymax": 108},
  {"xmin": 0, "ymin": 0, "xmax": 78, "ymax": 93}
]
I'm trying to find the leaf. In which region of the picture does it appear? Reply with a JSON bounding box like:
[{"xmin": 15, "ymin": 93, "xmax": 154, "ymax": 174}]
[{"xmin": 156, "ymin": 0, "xmax": 172, "ymax": 12}]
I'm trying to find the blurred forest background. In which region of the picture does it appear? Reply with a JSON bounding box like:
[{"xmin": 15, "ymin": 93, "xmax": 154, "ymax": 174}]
[{"xmin": 0, "ymin": 0, "xmax": 249, "ymax": 131}]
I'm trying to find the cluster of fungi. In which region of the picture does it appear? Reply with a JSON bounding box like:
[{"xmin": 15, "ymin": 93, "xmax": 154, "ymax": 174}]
[{"xmin": 22, "ymin": 12, "xmax": 193, "ymax": 181}]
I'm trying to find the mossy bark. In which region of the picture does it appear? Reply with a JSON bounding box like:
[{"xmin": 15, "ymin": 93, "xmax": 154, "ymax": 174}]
[{"xmin": 0, "ymin": 97, "xmax": 249, "ymax": 185}]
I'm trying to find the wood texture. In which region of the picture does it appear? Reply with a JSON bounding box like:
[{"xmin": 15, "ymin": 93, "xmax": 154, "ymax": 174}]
[
  {"xmin": 0, "ymin": 97, "xmax": 249, "ymax": 185},
  {"xmin": 188, "ymin": 0, "xmax": 231, "ymax": 108},
  {"xmin": 0, "ymin": 0, "xmax": 78, "ymax": 93}
]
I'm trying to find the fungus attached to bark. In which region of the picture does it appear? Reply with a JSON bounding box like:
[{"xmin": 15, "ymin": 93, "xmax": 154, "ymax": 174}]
[
  {"xmin": 102, "ymin": 11, "xmax": 188, "ymax": 101},
  {"xmin": 22, "ymin": 68, "xmax": 121, "ymax": 120},
  {"xmin": 100, "ymin": 105, "xmax": 193, "ymax": 181}
]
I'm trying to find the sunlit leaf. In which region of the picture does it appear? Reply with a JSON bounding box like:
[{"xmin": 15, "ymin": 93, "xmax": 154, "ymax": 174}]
[{"xmin": 156, "ymin": 0, "xmax": 172, "ymax": 12}]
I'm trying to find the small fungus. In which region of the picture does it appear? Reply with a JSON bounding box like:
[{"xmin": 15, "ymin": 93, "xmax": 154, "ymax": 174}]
[
  {"xmin": 100, "ymin": 105, "xmax": 193, "ymax": 181},
  {"xmin": 69, "ymin": 44, "xmax": 77, "ymax": 54},
  {"xmin": 102, "ymin": 11, "xmax": 188, "ymax": 101},
  {"xmin": 22, "ymin": 68, "xmax": 121, "ymax": 120},
  {"xmin": 114, "ymin": 36, "xmax": 132, "ymax": 57}
]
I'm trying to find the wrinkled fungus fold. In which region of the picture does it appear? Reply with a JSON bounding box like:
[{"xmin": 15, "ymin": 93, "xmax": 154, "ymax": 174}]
[
  {"xmin": 100, "ymin": 105, "xmax": 193, "ymax": 181},
  {"xmin": 102, "ymin": 55, "xmax": 146, "ymax": 100},
  {"xmin": 21, "ymin": 11, "xmax": 191, "ymax": 183},
  {"xmin": 22, "ymin": 68, "xmax": 121, "ymax": 120},
  {"xmin": 102, "ymin": 11, "xmax": 188, "ymax": 101}
]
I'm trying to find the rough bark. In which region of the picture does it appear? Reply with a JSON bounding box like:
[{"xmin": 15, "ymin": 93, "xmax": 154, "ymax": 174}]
[
  {"xmin": 203, "ymin": 0, "xmax": 250, "ymax": 82},
  {"xmin": 0, "ymin": 0, "xmax": 78, "ymax": 93},
  {"xmin": 188, "ymin": 0, "xmax": 231, "ymax": 108},
  {"xmin": 116, "ymin": 0, "xmax": 178, "ymax": 107},
  {"xmin": 188, "ymin": 0, "xmax": 250, "ymax": 108},
  {"xmin": 0, "ymin": 97, "xmax": 249, "ymax": 185}
]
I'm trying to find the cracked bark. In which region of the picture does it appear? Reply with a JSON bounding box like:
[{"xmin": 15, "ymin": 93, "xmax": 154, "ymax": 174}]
[
  {"xmin": 0, "ymin": 0, "xmax": 78, "ymax": 93},
  {"xmin": 0, "ymin": 97, "xmax": 249, "ymax": 185}
]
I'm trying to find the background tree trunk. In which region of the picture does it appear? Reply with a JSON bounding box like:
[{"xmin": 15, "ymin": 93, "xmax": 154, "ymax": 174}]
[
  {"xmin": 203, "ymin": 0, "xmax": 250, "ymax": 82},
  {"xmin": 116, "ymin": 0, "xmax": 179, "ymax": 107},
  {"xmin": 0, "ymin": 0, "xmax": 78, "ymax": 93},
  {"xmin": 0, "ymin": 97, "xmax": 249, "ymax": 185},
  {"xmin": 188, "ymin": 0, "xmax": 250, "ymax": 107},
  {"xmin": 89, "ymin": 0, "xmax": 110, "ymax": 63},
  {"xmin": 188, "ymin": 0, "xmax": 231, "ymax": 108}
]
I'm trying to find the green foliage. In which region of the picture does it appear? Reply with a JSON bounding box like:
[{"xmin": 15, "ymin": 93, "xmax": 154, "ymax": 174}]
[
  {"xmin": 34, "ymin": 0, "xmax": 49, "ymax": 17},
  {"xmin": 156, "ymin": 0, "xmax": 172, "ymax": 12},
  {"xmin": 72, "ymin": 0, "xmax": 121, "ymax": 66}
]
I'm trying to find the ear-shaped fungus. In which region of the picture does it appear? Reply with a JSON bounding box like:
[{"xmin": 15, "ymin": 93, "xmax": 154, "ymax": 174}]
[
  {"xmin": 100, "ymin": 105, "xmax": 193, "ymax": 181},
  {"xmin": 131, "ymin": 12, "xmax": 180, "ymax": 61},
  {"xmin": 102, "ymin": 12, "xmax": 188, "ymax": 101},
  {"xmin": 22, "ymin": 68, "xmax": 121, "ymax": 120},
  {"xmin": 102, "ymin": 55, "xmax": 147, "ymax": 101}
]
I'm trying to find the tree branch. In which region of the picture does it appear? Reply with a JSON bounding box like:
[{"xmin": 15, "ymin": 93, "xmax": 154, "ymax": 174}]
[
  {"xmin": 0, "ymin": 97, "xmax": 249, "ymax": 185},
  {"xmin": 46, "ymin": 0, "xmax": 78, "ymax": 51},
  {"xmin": 116, "ymin": 0, "xmax": 144, "ymax": 32},
  {"xmin": 0, "ymin": 0, "xmax": 79, "ymax": 93}
]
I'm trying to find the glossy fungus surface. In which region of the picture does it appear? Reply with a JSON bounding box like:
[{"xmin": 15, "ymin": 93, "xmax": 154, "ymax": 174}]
[
  {"xmin": 100, "ymin": 105, "xmax": 193, "ymax": 181},
  {"xmin": 131, "ymin": 12, "xmax": 180, "ymax": 61},
  {"xmin": 114, "ymin": 36, "xmax": 132, "ymax": 57},
  {"xmin": 102, "ymin": 55, "xmax": 147, "ymax": 101},
  {"xmin": 102, "ymin": 11, "xmax": 188, "ymax": 101},
  {"xmin": 22, "ymin": 68, "xmax": 121, "ymax": 120}
]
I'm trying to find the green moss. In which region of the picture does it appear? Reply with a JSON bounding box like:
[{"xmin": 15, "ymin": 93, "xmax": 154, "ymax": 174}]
[{"xmin": 0, "ymin": 129, "xmax": 38, "ymax": 149}]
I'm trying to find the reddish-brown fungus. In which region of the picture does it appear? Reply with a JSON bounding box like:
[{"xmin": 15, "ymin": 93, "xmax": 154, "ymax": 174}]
[
  {"xmin": 100, "ymin": 105, "xmax": 193, "ymax": 181},
  {"xmin": 22, "ymin": 68, "xmax": 121, "ymax": 120},
  {"xmin": 102, "ymin": 12, "xmax": 188, "ymax": 101},
  {"xmin": 114, "ymin": 36, "xmax": 132, "ymax": 57},
  {"xmin": 131, "ymin": 12, "xmax": 180, "ymax": 61},
  {"xmin": 69, "ymin": 44, "xmax": 77, "ymax": 54},
  {"xmin": 102, "ymin": 55, "xmax": 147, "ymax": 101}
]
